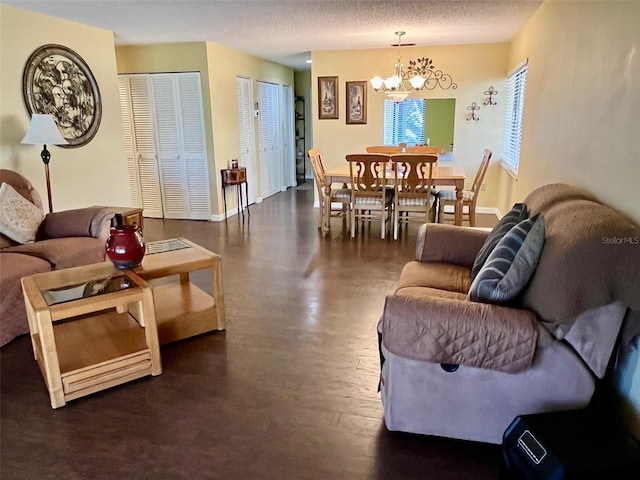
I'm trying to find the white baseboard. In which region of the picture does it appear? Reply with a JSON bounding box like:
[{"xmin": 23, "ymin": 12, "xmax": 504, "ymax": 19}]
[{"xmin": 440, "ymin": 205, "xmax": 501, "ymax": 218}]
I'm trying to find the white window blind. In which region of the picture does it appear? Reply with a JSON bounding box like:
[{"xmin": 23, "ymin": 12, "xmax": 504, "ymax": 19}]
[
  {"xmin": 503, "ymin": 62, "xmax": 528, "ymax": 176},
  {"xmin": 383, "ymin": 99, "xmax": 425, "ymax": 146}
]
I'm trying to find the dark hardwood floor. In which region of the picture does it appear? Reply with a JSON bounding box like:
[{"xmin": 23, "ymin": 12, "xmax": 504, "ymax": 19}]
[{"xmin": 1, "ymin": 183, "xmax": 502, "ymax": 479}]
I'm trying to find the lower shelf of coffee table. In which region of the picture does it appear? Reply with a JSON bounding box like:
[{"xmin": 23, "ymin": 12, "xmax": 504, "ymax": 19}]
[
  {"xmin": 34, "ymin": 310, "xmax": 154, "ymax": 402},
  {"xmin": 151, "ymin": 282, "xmax": 219, "ymax": 344}
]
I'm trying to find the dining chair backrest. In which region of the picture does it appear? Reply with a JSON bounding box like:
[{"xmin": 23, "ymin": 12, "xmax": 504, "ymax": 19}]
[
  {"xmin": 390, "ymin": 154, "xmax": 438, "ymax": 197},
  {"xmin": 346, "ymin": 154, "xmax": 390, "ymax": 193},
  {"xmin": 405, "ymin": 145, "xmax": 443, "ymax": 155},
  {"xmin": 470, "ymin": 149, "xmax": 492, "ymax": 195},
  {"xmin": 366, "ymin": 145, "xmax": 403, "ymax": 154}
]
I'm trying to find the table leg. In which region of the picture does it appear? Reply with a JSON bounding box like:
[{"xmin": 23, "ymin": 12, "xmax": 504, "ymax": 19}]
[
  {"xmin": 323, "ymin": 184, "xmax": 331, "ymax": 234},
  {"xmin": 454, "ymin": 181, "xmax": 463, "ymax": 226},
  {"xmin": 222, "ymin": 186, "xmax": 228, "ymax": 220},
  {"xmin": 244, "ymin": 181, "xmax": 250, "ymax": 216}
]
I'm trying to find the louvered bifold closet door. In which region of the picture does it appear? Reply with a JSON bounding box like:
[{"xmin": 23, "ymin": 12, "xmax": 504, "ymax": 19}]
[
  {"xmin": 118, "ymin": 76, "xmax": 142, "ymax": 209},
  {"xmin": 121, "ymin": 75, "xmax": 164, "ymax": 218},
  {"xmin": 177, "ymin": 73, "xmax": 211, "ymax": 219},
  {"xmin": 236, "ymin": 76, "xmax": 257, "ymax": 205},
  {"xmin": 151, "ymin": 73, "xmax": 211, "ymax": 220},
  {"xmin": 258, "ymin": 81, "xmax": 282, "ymax": 200}
]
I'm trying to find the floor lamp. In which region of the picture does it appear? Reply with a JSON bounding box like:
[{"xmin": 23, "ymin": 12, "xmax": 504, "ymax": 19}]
[{"xmin": 21, "ymin": 114, "xmax": 69, "ymax": 213}]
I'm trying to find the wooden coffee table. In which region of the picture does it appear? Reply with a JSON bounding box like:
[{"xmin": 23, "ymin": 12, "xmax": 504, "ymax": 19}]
[
  {"xmin": 132, "ymin": 238, "xmax": 226, "ymax": 345},
  {"xmin": 21, "ymin": 262, "xmax": 162, "ymax": 409}
]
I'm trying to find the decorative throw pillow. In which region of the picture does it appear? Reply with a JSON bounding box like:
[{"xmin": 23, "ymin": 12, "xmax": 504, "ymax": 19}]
[
  {"xmin": 469, "ymin": 214, "xmax": 545, "ymax": 304},
  {"xmin": 471, "ymin": 203, "xmax": 528, "ymax": 279},
  {"xmin": 0, "ymin": 182, "xmax": 45, "ymax": 244}
]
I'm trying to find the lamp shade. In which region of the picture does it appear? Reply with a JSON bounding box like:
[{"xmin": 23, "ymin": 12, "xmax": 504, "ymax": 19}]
[{"xmin": 21, "ymin": 114, "xmax": 68, "ymax": 146}]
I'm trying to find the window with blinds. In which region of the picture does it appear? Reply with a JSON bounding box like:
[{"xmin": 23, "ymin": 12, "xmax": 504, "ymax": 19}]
[
  {"xmin": 383, "ymin": 99, "xmax": 426, "ymax": 146},
  {"xmin": 503, "ymin": 62, "xmax": 528, "ymax": 176}
]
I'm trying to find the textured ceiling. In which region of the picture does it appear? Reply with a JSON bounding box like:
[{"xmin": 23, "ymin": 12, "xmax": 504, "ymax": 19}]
[{"xmin": 5, "ymin": 0, "xmax": 544, "ymax": 70}]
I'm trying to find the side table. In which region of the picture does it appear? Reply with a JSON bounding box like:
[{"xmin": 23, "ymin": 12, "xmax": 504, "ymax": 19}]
[
  {"xmin": 21, "ymin": 262, "xmax": 162, "ymax": 408},
  {"xmin": 110, "ymin": 207, "xmax": 144, "ymax": 233},
  {"xmin": 220, "ymin": 167, "xmax": 249, "ymax": 219}
]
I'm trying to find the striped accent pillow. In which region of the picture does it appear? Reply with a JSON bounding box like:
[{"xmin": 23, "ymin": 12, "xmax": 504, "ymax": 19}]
[
  {"xmin": 471, "ymin": 203, "xmax": 528, "ymax": 279},
  {"xmin": 469, "ymin": 214, "xmax": 545, "ymax": 303}
]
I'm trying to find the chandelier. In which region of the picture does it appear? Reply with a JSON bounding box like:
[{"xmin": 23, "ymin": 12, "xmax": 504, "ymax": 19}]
[{"xmin": 369, "ymin": 31, "xmax": 458, "ymax": 103}]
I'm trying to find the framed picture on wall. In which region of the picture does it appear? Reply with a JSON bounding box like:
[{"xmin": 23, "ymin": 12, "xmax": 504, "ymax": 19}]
[
  {"xmin": 346, "ymin": 81, "xmax": 367, "ymax": 125},
  {"xmin": 318, "ymin": 76, "xmax": 338, "ymax": 119}
]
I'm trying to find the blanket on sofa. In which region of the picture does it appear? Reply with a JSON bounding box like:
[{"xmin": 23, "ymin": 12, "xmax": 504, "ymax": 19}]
[{"xmin": 381, "ymin": 294, "xmax": 539, "ymax": 373}]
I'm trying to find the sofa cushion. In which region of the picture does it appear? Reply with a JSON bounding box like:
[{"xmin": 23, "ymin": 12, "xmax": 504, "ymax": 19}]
[
  {"xmin": 469, "ymin": 214, "xmax": 545, "ymax": 304},
  {"xmin": 395, "ymin": 261, "xmax": 472, "ymax": 294},
  {"xmin": 0, "ymin": 252, "xmax": 51, "ymax": 346},
  {"xmin": 395, "ymin": 286, "xmax": 469, "ymax": 302},
  {"xmin": 4, "ymin": 237, "xmax": 107, "ymax": 270},
  {"xmin": 0, "ymin": 182, "xmax": 44, "ymax": 244},
  {"xmin": 471, "ymin": 203, "xmax": 528, "ymax": 279}
]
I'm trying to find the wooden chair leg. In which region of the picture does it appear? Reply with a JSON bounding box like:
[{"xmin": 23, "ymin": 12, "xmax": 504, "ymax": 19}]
[{"xmin": 469, "ymin": 206, "xmax": 476, "ymax": 227}]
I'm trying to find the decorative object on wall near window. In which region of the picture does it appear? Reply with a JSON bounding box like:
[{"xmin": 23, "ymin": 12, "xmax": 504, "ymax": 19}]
[
  {"xmin": 22, "ymin": 44, "xmax": 102, "ymax": 147},
  {"xmin": 346, "ymin": 81, "xmax": 367, "ymax": 125},
  {"xmin": 466, "ymin": 102, "xmax": 480, "ymax": 121},
  {"xmin": 484, "ymin": 86, "xmax": 498, "ymax": 106},
  {"xmin": 318, "ymin": 76, "xmax": 338, "ymax": 119},
  {"xmin": 370, "ymin": 31, "xmax": 457, "ymax": 103}
]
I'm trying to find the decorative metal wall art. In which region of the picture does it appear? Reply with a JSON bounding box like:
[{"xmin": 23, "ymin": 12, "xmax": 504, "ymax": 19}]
[
  {"xmin": 22, "ymin": 44, "xmax": 102, "ymax": 148},
  {"xmin": 466, "ymin": 102, "xmax": 480, "ymax": 121},
  {"xmin": 483, "ymin": 86, "xmax": 498, "ymax": 106},
  {"xmin": 405, "ymin": 57, "xmax": 458, "ymax": 91}
]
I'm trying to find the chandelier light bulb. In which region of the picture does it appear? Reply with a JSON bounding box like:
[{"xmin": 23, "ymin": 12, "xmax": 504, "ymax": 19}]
[
  {"xmin": 370, "ymin": 76, "xmax": 384, "ymax": 91},
  {"xmin": 409, "ymin": 75, "xmax": 426, "ymax": 90}
]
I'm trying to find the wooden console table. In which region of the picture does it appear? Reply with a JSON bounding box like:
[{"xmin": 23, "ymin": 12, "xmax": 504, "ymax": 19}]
[{"xmin": 220, "ymin": 167, "xmax": 249, "ymax": 219}]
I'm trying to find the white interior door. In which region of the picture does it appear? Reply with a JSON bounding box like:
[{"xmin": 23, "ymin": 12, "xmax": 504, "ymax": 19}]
[
  {"xmin": 258, "ymin": 81, "xmax": 282, "ymax": 200},
  {"xmin": 282, "ymin": 85, "xmax": 295, "ymax": 188},
  {"xmin": 236, "ymin": 76, "xmax": 257, "ymax": 205},
  {"xmin": 119, "ymin": 72, "xmax": 211, "ymax": 220},
  {"xmin": 119, "ymin": 75, "xmax": 163, "ymax": 218}
]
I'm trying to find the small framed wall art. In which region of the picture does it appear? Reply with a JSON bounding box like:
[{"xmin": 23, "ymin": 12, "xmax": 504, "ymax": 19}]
[
  {"xmin": 318, "ymin": 76, "xmax": 338, "ymax": 119},
  {"xmin": 22, "ymin": 44, "xmax": 102, "ymax": 147},
  {"xmin": 346, "ymin": 81, "xmax": 367, "ymax": 125}
]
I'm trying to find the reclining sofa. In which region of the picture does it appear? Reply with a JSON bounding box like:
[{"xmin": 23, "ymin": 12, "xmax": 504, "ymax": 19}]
[
  {"xmin": 0, "ymin": 169, "xmax": 115, "ymax": 346},
  {"xmin": 378, "ymin": 183, "xmax": 640, "ymax": 444}
]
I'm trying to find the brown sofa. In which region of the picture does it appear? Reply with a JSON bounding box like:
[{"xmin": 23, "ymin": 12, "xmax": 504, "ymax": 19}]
[
  {"xmin": 378, "ymin": 183, "xmax": 640, "ymax": 444},
  {"xmin": 0, "ymin": 169, "xmax": 115, "ymax": 346}
]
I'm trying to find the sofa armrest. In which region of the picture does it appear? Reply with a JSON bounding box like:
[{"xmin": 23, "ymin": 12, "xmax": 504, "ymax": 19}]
[
  {"xmin": 416, "ymin": 223, "xmax": 489, "ymax": 267},
  {"xmin": 37, "ymin": 207, "xmax": 115, "ymax": 241},
  {"xmin": 380, "ymin": 294, "xmax": 539, "ymax": 373}
]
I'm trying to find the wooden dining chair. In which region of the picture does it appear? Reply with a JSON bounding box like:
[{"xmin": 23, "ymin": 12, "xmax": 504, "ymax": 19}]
[
  {"xmin": 346, "ymin": 154, "xmax": 394, "ymax": 239},
  {"xmin": 438, "ymin": 149, "xmax": 492, "ymax": 227},
  {"xmin": 390, "ymin": 154, "xmax": 438, "ymax": 240},
  {"xmin": 366, "ymin": 145, "xmax": 403, "ymax": 154},
  {"xmin": 308, "ymin": 148, "xmax": 351, "ymax": 231},
  {"xmin": 405, "ymin": 145, "xmax": 443, "ymax": 155}
]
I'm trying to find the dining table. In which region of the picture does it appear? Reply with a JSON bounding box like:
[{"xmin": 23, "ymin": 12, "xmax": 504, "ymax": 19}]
[{"xmin": 322, "ymin": 163, "xmax": 466, "ymax": 233}]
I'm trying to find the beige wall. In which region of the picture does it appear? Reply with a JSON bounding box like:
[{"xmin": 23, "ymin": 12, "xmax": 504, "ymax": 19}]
[
  {"xmin": 0, "ymin": 5, "xmax": 130, "ymax": 211},
  {"xmin": 116, "ymin": 42, "xmax": 294, "ymax": 216},
  {"xmin": 499, "ymin": 0, "xmax": 640, "ymax": 224},
  {"xmin": 311, "ymin": 43, "xmax": 509, "ymax": 209},
  {"xmin": 501, "ymin": 0, "xmax": 640, "ymax": 431}
]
